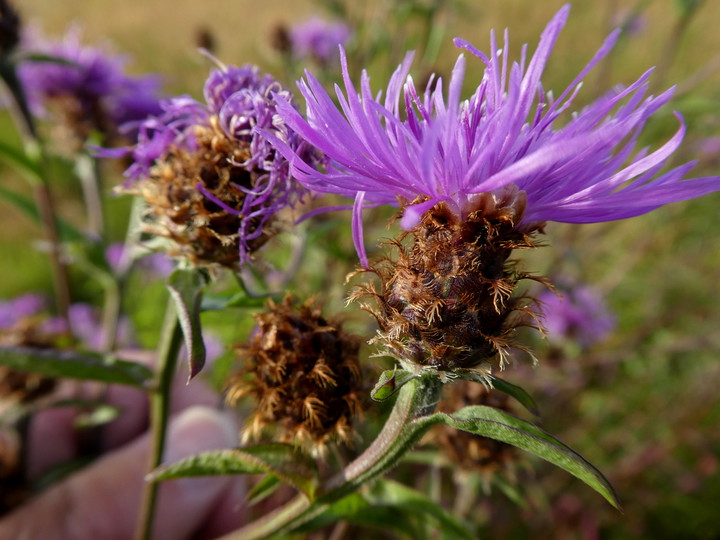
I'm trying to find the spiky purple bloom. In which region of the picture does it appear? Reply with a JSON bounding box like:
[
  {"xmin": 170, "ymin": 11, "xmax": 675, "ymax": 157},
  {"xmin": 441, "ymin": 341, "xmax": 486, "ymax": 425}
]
[
  {"xmin": 289, "ymin": 17, "xmax": 351, "ymax": 63},
  {"xmin": 271, "ymin": 5, "xmax": 720, "ymax": 267},
  {"xmin": 538, "ymin": 282, "xmax": 615, "ymax": 347},
  {"xmin": 103, "ymin": 62, "xmax": 316, "ymax": 265},
  {"xmin": 18, "ymin": 26, "xmax": 162, "ymax": 136}
]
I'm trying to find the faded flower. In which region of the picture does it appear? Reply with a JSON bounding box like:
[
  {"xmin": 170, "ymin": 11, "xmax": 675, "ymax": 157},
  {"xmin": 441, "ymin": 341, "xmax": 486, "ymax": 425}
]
[{"xmin": 226, "ymin": 295, "xmax": 366, "ymax": 454}]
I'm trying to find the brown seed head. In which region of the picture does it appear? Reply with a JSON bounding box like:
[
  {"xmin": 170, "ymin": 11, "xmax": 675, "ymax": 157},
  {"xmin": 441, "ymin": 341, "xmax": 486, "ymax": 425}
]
[
  {"xmin": 122, "ymin": 117, "xmax": 271, "ymax": 268},
  {"xmin": 353, "ymin": 191, "xmax": 543, "ymax": 374},
  {"xmin": 226, "ymin": 295, "xmax": 368, "ymax": 454}
]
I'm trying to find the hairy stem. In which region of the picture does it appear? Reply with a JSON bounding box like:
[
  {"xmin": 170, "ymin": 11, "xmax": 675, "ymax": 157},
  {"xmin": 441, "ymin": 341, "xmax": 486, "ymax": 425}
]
[
  {"xmin": 220, "ymin": 374, "xmax": 442, "ymax": 540},
  {"xmin": 134, "ymin": 300, "xmax": 183, "ymax": 540}
]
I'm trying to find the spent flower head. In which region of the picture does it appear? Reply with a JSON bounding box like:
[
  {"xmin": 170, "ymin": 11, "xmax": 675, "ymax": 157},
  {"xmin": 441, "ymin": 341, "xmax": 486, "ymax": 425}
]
[
  {"xmin": 226, "ymin": 295, "xmax": 367, "ymax": 455},
  {"xmin": 104, "ymin": 61, "xmax": 321, "ymax": 267}
]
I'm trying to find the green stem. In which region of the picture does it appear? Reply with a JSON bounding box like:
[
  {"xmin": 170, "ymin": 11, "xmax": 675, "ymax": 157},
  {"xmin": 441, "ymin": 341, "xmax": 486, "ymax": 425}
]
[
  {"xmin": 220, "ymin": 374, "xmax": 443, "ymax": 540},
  {"xmin": 75, "ymin": 152, "xmax": 106, "ymax": 240},
  {"xmin": 134, "ymin": 300, "xmax": 183, "ymax": 540},
  {"xmin": 0, "ymin": 56, "xmax": 72, "ymax": 325}
]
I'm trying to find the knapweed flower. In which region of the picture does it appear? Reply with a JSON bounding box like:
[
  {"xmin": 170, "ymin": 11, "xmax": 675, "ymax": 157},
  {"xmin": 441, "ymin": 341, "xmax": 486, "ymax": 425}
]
[
  {"xmin": 269, "ymin": 4, "xmax": 720, "ymax": 374},
  {"xmin": 537, "ymin": 280, "xmax": 615, "ymax": 347},
  {"xmin": 17, "ymin": 26, "xmax": 162, "ymax": 148},
  {"xmin": 288, "ymin": 17, "xmax": 351, "ymax": 64},
  {"xmin": 104, "ymin": 62, "xmax": 319, "ymax": 267},
  {"xmin": 225, "ymin": 295, "xmax": 366, "ymax": 454}
]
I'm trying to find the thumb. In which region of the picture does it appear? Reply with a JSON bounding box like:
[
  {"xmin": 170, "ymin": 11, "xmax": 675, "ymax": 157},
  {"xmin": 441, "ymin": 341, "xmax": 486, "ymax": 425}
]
[{"xmin": 0, "ymin": 406, "xmax": 240, "ymax": 540}]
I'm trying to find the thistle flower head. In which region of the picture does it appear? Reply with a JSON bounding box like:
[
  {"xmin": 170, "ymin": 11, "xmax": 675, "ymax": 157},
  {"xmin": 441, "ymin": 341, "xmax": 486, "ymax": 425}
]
[
  {"xmin": 225, "ymin": 295, "xmax": 366, "ymax": 455},
  {"xmin": 288, "ymin": 17, "xmax": 351, "ymax": 64},
  {"xmin": 271, "ymin": 4, "xmax": 720, "ymax": 268},
  {"xmin": 106, "ymin": 61, "xmax": 320, "ymax": 267},
  {"xmin": 18, "ymin": 26, "xmax": 162, "ymax": 145}
]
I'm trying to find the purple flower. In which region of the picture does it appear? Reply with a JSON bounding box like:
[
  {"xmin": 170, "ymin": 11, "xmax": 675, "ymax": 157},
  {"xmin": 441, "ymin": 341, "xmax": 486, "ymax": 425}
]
[
  {"xmin": 18, "ymin": 26, "xmax": 162, "ymax": 136},
  {"xmin": 105, "ymin": 242, "xmax": 174, "ymax": 278},
  {"xmin": 0, "ymin": 293, "xmax": 46, "ymax": 328},
  {"xmin": 105, "ymin": 61, "xmax": 317, "ymax": 265},
  {"xmin": 270, "ymin": 5, "xmax": 720, "ymax": 267},
  {"xmin": 538, "ymin": 282, "xmax": 615, "ymax": 347},
  {"xmin": 289, "ymin": 17, "xmax": 351, "ymax": 63},
  {"xmin": 62, "ymin": 303, "xmax": 135, "ymax": 351}
]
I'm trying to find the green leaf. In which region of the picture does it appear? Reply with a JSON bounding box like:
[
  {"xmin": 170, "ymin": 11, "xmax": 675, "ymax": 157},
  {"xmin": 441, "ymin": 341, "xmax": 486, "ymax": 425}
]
[
  {"xmin": 247, "ymin": 474, "xmax": 283, "ymax": 506},
  {"xmin": 488, "ymin": 375, "xmax": 541, "ymax": 418},
  {"xmin": 149, "ymin": 443, "xmax": 319, "ymax": 499},
  {"xmin": 0, "ymin": 139, "xmax": 41, "ymax": 182},
  {"xmin": 16, "ymin": 52, "xmax": 79, "ymax": 67},
  {"xmin": 74, "ymin": 404, "xmax": 122, "ymax": 429},
  {"xmin": 0, "ymin": 184, "xmax": 85, "ymax": 241},
  {"xmin": 367, "ymin": 479, "xmax": 475, "ymax": 540},
  {"xmin": 201, "ymin": 291, "xmax": 267, "ymax": 311},
  {"xmin": 0, "ymin": 346, "xmax": 153, "ymax": 388},
  {"xmin": 417, "ymin": 405, "xmax": 621, "ymax": 509},
  {"xmin": 370, "ymin": 369, "xmax": 418, "ymax": 401},
  {"xmin": 294, "ymin": 492, "xmax": 423, "ymax": 539},
  {"xmin": 167, "ymin": 268, "xmax": 210, "ymax": 379},
  {"xmin": 296, "ymin": 479, "xmax": 473, "ymax": 539}
]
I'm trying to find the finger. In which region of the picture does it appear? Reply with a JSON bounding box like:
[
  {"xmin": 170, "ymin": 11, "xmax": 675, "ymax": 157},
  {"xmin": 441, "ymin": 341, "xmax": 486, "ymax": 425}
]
[
  {"xmin": 26, "ymin": 350, "xmax": 226, "ymax": 478},
  {"xmin": 3, "ymin": 406, "xmax": 241, "ymax": 540}
]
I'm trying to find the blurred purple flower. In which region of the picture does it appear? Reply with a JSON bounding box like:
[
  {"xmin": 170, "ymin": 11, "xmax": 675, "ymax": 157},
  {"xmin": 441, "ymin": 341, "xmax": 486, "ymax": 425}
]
[
  {"xmin": 289, "ymin": 17, "xmax": 351, "ymax": 63},
  {"xmin": 538, "ymin": 283, "xmax": 615, "ymax": 347},
  {"xmin": 269, "ymin": 5, "xmax": 720, "ymax": 267},
  {"xmin": 67, "ymin": 303, "xmax": 135, "ymax": 351},
  {"xmin": 697, "ymin": 136, "xmax": 720, "ymax": 158},
  {"xmin": 105, "ymin": 242, "xmax": 174, "ymax": 278},
  {"xmin": 0, "ymin": 293, "xmax": 46, "ymax": 328},
  {"xmin": 18, "ymin": 25, "xmax": 162, "ymax": 136},
  {"xmin": 612, "ymin": 9, "xmax": 646, "ymax": 37},
  {"xmin": 102, "ymin": 61, "xmax": 319, "ymax": 264}
]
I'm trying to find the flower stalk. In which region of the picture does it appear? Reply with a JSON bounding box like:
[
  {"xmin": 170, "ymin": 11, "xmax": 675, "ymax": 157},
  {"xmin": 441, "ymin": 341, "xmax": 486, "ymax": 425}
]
[
  {"xmin": 221, "ymin": 373, "xmax": 442, "ymax": 540},
  {"xmin": 134, "ymin": 298, "xmax": 183, "ymax": 540}
]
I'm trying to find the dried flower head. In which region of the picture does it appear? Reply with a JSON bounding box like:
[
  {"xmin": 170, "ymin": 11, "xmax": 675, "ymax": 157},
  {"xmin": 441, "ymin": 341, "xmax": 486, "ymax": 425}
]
[
  {"xmin": 226, "ymin": 295, "xmax": 366, "ymax": 454},
  {"xmin": 268, "ymin": 5, "xmax": 720, "ymax": 373},
  {"xmin": 436, "ymin": 382, "xmax": 518, "ymax": 477},
  {"xmin": 18, "ymin": 26, "xmax": 162, "ymax": 149},
  {"xmin": 106, "ymin": 62, "xmax": 319, "ymax": 267}
]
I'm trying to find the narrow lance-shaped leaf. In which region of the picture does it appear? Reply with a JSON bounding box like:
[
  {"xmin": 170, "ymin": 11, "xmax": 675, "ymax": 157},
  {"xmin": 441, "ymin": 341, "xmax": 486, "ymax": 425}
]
[
  {"xmin": 0, "ymin": 346, "xmax": 153, "ymax": 388},
  {"xmin": 488, "ymin": 375, "xmax": 541, "ymax": 418},
  {"xmin": 454, "ymin": 369, "xmax": 541, "ymax": 418},
  {"xmin": 247, "ymin": 474, "xmax": 283, "ymax": 507},
  {"xmin": 415, "ymin": 405, "xmax": 621, "ymax": 509},
  {"xmin": 0, "ymin": 139, "xmax": 41, "ymax": 183},
  {"xmin": 0, "ymin": 184, "xmax": 85, "ymax": 241},
  {"xmin": 167, "ymin": 268, "xmax": 210, "ymax": 380},
  {"xmin": 149, "ymin": 443, "xmax": 319, "ymax": 500}
]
